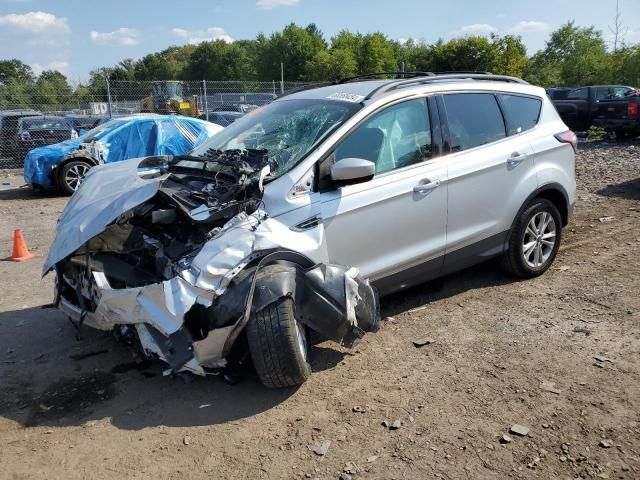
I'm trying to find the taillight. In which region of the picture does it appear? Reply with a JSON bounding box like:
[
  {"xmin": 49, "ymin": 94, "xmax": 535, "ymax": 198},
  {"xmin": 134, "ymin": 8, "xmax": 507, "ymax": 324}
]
[
  {"xmin": 20, "ymin": 131, "xmax": 31, "ymax": 141},
  {"xmin": 628, "ymin": 102, "xmax": 638, "ymax": 116},
  {"xmin": 554, "ymin": 130, "xmax": 577, "ymax": 153}
]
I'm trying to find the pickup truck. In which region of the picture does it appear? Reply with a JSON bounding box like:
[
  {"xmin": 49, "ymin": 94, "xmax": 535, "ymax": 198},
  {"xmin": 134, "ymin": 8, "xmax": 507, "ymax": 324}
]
[{"xmin": 551, "ymin": 85, "xmax": 640, "ymax": 138}]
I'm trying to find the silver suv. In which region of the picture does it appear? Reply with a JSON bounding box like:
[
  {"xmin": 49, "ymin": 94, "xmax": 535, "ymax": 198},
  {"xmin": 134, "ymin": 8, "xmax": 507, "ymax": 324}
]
[{"xmin": 46, "ymin": 73, "xmax": 576, "ymax": 388}]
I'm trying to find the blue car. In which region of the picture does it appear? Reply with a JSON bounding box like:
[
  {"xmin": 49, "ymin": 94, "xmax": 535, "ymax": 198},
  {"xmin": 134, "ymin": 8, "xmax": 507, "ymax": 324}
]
[{"xmin": 24, "ymin": 114, "xmax": 222, "ymax": 194}]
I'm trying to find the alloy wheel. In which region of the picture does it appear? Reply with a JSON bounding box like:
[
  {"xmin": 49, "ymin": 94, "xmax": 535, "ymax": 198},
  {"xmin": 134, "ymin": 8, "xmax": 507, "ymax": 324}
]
[
  {"xmin": 522, "ymin": 211, "xmax": 557, "ymax": 268},
  {"xmin": 65, "ymin": 164, "xmax": 89, "ymax": 191}
]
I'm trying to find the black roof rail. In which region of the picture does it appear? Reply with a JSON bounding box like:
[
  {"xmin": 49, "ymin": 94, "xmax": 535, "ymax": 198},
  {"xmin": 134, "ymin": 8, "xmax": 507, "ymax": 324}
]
[
  {"xmin": 365, "ymin": 73, "xmax": 530, "ymax": 100},
  {"xmin": 338, "ymin": 72, "xmax": 435, "ymax": 83},
  {"xmin": 432, "ymin": 70, "xmax": 493, "ymax": 75}
]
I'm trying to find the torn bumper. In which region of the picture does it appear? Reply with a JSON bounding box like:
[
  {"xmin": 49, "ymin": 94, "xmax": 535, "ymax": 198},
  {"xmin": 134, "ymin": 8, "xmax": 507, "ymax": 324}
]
[{"xmin": 55, "ymin": 254, "xmax": 379, "ymax": 376}]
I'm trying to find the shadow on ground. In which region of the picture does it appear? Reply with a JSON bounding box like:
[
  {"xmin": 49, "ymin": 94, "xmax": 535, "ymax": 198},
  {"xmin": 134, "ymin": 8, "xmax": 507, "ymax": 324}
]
[
  {"xmin": 0, "ymin": 184, "xmax": 64, "ymax": 201},
  {"xmin": 381, "ymin": 260, "xmax": 518, "ymax": 318},
  {"xmin": 0, "ymin": 305, "xmax": 343, "ymax": 431},
  {"xmin": 0, "ymin": 261, "xmax": 518, "ymax": 430},
  {"xmin": 597, "ymin": 177, "xmax": 640, "ymax": 201}
]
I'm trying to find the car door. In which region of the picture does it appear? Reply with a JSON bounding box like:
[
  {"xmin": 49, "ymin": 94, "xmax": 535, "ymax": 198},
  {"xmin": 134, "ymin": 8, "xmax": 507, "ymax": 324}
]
[
  {"xmin": 317, "ymin": 97, "xmax": 448, "ymax": 293},
  {"xmin": 440, "ymin": 92, "xmax": 538, "ymax": 274}
]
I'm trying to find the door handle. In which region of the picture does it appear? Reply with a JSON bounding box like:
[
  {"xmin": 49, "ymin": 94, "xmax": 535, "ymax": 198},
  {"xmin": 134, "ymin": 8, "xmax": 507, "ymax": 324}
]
[
  {"xmin": 413, "ymin": 179, "xmax": 441, "ymax": 193},
  {"xmin": 507, "ymin": 151, "xmax": 527, "ymax": 166}
]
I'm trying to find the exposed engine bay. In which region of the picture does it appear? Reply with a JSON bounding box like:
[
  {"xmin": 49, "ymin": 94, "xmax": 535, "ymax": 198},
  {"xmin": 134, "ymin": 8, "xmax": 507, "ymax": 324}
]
[{"xmin": 47, "ymin": 152, "xmax": 379, "ymax": 381}]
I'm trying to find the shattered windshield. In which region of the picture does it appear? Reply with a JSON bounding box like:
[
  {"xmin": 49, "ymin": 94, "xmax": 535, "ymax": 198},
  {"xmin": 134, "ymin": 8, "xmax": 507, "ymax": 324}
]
[{"xmin": 189, "ymin": 99, "xmax": 361, "ymax": 179}]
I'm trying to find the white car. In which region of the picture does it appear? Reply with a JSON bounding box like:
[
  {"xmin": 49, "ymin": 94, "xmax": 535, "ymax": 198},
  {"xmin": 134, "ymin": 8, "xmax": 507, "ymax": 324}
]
[{"xmin": 45, "ymin": 73, "xmax": 576, "ymax": 388}]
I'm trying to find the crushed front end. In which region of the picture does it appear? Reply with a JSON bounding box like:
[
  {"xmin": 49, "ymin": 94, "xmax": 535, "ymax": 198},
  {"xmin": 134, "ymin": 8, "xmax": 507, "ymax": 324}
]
[{"xmin": 46, "ymin": 153, "xmax": 379, "ymax": 381}]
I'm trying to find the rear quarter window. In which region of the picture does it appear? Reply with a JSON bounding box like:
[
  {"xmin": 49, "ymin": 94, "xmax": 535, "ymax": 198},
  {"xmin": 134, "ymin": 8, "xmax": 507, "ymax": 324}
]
[
  {"xmin": 442, "ymin": 93, "xmax": 506, "ymax": 152},
  {"xmin": 498, "ymin": 94, "xmax": 542, "ymax": 135}
]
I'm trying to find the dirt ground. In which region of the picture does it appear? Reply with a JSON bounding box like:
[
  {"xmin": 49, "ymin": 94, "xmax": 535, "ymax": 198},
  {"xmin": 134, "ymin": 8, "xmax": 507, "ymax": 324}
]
[{"xmin": 0, "ymin": 140, "xmax": 638, "ymax": 480}]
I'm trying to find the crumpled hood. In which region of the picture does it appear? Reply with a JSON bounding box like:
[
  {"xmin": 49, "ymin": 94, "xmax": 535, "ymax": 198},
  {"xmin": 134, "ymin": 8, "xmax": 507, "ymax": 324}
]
[
  {"xmin": 23, "ymin": 138, "xmax": 85, "ymax": 187},
  {"xmin": 43, "ymin": 157, "xmax": 169, "ymax": 274}
]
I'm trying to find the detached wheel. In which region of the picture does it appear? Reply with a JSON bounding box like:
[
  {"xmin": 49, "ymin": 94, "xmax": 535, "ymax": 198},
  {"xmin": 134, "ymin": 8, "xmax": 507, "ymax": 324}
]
[
  {"xmin": 502, "ymin": 198, "xmax": 562, "ymax": 278},
  {"xmin": 59, "ymin": 160, "xmax": 91, "ymax": 195},
  {"xmin": 246, "ymin": 297, "xmax": 312, "ymax": 388}
]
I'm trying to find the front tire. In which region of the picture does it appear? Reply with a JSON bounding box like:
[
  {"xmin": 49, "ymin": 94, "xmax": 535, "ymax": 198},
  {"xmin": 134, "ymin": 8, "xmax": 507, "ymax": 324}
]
[
  {"xmin": 59, "ymin": 160, "xmax": 91, "ymax": 195},
  {"xmin": 502, "ymin": 198, "xmax": 562, "ymax": 278},
  {"xmin": 246, "ymin": 297, "xmax": 312, "ymax": 388}
]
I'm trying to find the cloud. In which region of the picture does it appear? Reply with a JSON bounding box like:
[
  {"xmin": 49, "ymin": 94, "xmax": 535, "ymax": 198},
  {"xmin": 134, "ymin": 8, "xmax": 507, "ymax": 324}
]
[
  {"xmin": 507, "ymin": 21, "xmax": 550, "ymax": 33},
  {"xmin": 0, "ymin": 11, "xmax": 69, "ymax": 33},
  {"xmin": 256, "ymin": 0, "xmax": 300, "ymax": 9},
  {"xmin": 451, "ymin": 23, "xmax": 498, "ymax": 36},
  {"xmin": 170, "ymin": 26, "xmax": 233, "ymax": 44},
  {"xmin": 90, "ymin": 28, "xmax": 140, "ymax": 47},
  {"xmin": 31, "ymin": 60, "xmax": 70, "ymax": 76},
  {"xmin": 170, "ymin": 27, "xmax": 189, "ymax": 38}
]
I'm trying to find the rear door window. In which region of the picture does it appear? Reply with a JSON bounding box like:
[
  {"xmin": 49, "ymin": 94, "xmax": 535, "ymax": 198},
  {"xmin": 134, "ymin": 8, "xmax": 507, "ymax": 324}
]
[
  {"xmin": 498, "ymin": 94, "xmax": 542, "ymax": 135},
  {"xmin": 442, "ymin": 93, "xmax": 506, "ymax": 152}
]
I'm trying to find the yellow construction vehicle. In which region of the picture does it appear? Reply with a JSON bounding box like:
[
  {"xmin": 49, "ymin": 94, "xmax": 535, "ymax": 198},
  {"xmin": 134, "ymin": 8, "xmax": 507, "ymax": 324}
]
[{"xmin": 140, "ymin": 81, "xmax": 200, "ymax": 116}]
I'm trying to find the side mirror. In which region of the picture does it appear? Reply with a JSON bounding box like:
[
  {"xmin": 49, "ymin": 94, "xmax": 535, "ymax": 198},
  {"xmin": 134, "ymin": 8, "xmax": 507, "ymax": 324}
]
[{"xmin": 330, "ymin": 157, "xmax": 375, "ymax": 185}]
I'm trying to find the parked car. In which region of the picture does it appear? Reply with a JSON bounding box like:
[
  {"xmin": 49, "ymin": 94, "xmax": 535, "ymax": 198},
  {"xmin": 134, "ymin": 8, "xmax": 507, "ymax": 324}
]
[
  {"xmin": 13, "ymin": 115, "xmax": 77, "ymax": 163},
  {"xmin": 0, "ymin": 109, "xmax": 41, "ymax": 161},
  {"xmin": 551, "ymin": 85, "xmax": 640, "ymax": 137},
  {"xmin": 205, "ymin": 102, "xmax": 258, "ymax": 114},
  {"xmin": 64, "ymin": 115, "xmax": 110, "ymax": 135},
  {"xmin": 546, "ymin": 87, "xmax": 573, "ymax": 100},
  {"xmin": 24, "ymin": 114, "xmax": 223, "ymax": 194},
  {"xmin": 45, "ymin": 73, "xmax": 576, "ymax": 388},
  {"xmin": 198, "ymin": 111, "xmax": 244, "ymax": 127}
]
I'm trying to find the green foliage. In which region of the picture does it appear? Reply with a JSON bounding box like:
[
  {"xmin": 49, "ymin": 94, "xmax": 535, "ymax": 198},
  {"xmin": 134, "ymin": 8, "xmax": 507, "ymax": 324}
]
[
  {"xmin": 256, "ymin": 23, "xmax": 327, "ymax": 81},
  {"xmin": 187, "ymin": 40, "xmax": 257, "ymax": 80},
  {"xmin": 304, "ymin": 49, "xmax": 358, "ymax": 81},
  {"xmin": 134, "ymin": 45, "xmax": 196, "ymax": 80},
  {"xmin": 1, "ymin": 21, "xmax": 639, "ymax": 109},
  {"xmin": 607, "ymin": 45, "xmax": 640, "ymax": 86},
  {"xmin": 587, "ymin": 126, "xmax": 606, "ymax": 139},
  {"xmin": 0, "ymin": 59, "xmax": 34, "ymax": 85},
  {"xmin": 524, "ymin": 22, "xmax": 609, "ymax": 87}
]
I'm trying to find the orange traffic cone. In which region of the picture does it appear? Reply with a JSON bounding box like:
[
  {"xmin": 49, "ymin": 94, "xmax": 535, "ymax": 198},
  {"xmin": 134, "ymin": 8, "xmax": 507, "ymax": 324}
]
[{"xmin": 7, "ymin": 229, "xmax": 34, "ymax": 262}]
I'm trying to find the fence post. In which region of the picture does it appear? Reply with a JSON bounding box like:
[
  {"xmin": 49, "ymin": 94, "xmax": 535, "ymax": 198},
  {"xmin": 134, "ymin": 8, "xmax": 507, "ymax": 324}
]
[
  {"xmin": 202, "ymin": 80, "xmax": 209, "ymax": 121},
  {"xmin": 106, "ymin": 78, "xmax": 113, "ymax": 118},
  {"xmin": 280, "ymin": 62, "xmax": 284, "ymax": 94}
]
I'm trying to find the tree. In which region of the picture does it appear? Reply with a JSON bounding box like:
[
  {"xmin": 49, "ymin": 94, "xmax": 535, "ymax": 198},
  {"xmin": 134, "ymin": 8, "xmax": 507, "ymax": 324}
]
[
  {"xmin": 489, "ymin": 34, "xmax": 528, "ymax": 76},
  {"xmin": 427, "ymin": 36, "xmax": 498, "ymax": 72},
  {"xmin": 135, "ymin": 45, "xmax": 196, "ymax": 80},
  {"xmin": 256, "ymin": 23, "xmax": 327, "ymax": 81},
  {"xmin": 358, "ymin": 33, "xmax": 398, "ymax": 74},
  {"xmin": 395, "ymin": 39, "xmax": 433, "ymax": 73},
  {"xmin": 33, "ymin": 70, "xmax": 73, "ymax": 105},
  {"xmin": 187, "ymin": 40, "xmax": 257, "ymax": 80},
  {"xmin": 304, "ymin": 48, "xmax": 358, "ymax": 81},
  {"xmin": 608, "ymin": 45, "xmax": 640, "ymax": 86},
  {"xmin": 524, "ymin": 22, "xmax": 609, "ymax": 87}
]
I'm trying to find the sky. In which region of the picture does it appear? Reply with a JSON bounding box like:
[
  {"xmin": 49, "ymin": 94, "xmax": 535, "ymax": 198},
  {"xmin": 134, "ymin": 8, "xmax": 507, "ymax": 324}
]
[{"xmin": 0, "ymin": 0, "xmax": 638, "ymax": 83}]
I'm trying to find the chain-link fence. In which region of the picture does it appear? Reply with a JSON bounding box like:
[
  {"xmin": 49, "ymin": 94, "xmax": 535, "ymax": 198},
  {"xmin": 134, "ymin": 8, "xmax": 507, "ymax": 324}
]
[{"xmin": 0, "ymin": 79, "xmax": 314, "ymax": 169}]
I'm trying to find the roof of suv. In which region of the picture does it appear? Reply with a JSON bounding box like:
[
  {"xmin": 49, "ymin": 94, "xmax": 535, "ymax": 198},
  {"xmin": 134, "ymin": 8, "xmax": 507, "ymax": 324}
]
[{"xmin": 282, "ymin": 73, "xmax": 541, "ymax": 104}]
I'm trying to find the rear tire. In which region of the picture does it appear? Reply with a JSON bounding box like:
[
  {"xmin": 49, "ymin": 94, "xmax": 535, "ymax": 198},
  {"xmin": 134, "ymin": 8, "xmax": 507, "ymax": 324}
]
[
  {"xmin": 501, "ymin": 198, "xmax": 562, "ymax": 278},
  {"xmin": 246, "ymin": 297, "xmax": 312, "ymax": 388},
  {"xmin": 59, "ymin": 160, "xmax": 91, "ymax": 195}
]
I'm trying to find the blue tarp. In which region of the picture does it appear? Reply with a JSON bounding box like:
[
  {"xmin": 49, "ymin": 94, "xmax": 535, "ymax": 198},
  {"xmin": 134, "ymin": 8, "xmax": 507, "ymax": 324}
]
[{"xmin": 24, "ymin": 115, "xmax": 221, "ymax": 188}]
